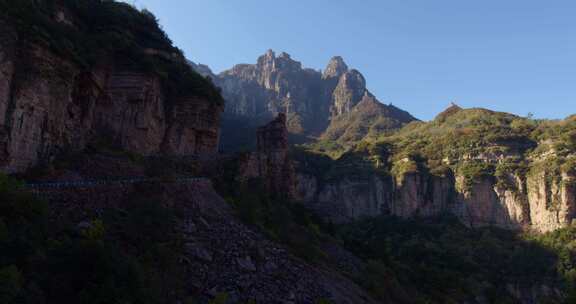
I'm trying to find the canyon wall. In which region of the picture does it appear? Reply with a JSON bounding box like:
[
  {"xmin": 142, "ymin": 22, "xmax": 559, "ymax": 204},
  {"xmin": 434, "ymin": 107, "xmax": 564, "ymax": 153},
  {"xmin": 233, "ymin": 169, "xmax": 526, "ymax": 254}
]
[
  {"xmin": 295, "ymin": 162, "xmax": 576, "ymax": 233},
  {"xmin": 0, "ymin": 20, "xmax": 222, "ymax": 173}
]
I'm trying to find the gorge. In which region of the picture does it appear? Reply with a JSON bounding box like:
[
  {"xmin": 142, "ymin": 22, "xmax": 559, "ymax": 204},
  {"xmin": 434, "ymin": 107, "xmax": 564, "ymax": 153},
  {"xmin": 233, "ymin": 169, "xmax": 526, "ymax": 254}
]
[{"xmin": 1, "ymin": 1, "xmax": 576, "ymax": 304}]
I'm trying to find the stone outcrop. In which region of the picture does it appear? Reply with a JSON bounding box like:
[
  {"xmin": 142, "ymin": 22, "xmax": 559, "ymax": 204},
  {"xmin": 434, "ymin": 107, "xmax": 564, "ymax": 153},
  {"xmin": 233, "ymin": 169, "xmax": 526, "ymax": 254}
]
[
  {"xmin": 330, "ymin": 69, "xmax": 366, "ymax": 117},
  {"xmin": 163, "ymin": 97, "xmax": 222, "ymax": 155},
  {"xmin": 0, "ymin": 25, "xmax": 222, "ymax": 173},
  {"xmin": 295, "ymin": 162, "xmax": 576, "ymax": 232},
  {"xmin": 526, "ymin": 169, "xmax": 576, "ymax": 232},
  {"xmin": 95, "ymin": 72, "xmax": 167, "ymax": 155},
  {"xmin": 238, "ymin": 113, "xmax": 296, "ymax": 199},
  {"xmin": 322, "ymin": 56, "xmax": 348, "ymax": 79},
  {"xmin": 217, "ymin": 50, "xmax": 330, "ymax": 136}
]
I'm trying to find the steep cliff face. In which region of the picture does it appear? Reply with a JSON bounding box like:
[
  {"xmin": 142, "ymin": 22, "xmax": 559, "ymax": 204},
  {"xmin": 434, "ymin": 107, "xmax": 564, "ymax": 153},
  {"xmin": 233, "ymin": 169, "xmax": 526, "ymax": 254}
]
[
  {"xmin": 296, "ymin": 169, "xmax": 454, "ymax": 224},
  {"xmin": 295, "ymin": 165, "xmax": 576, "ymax": 232},
  {"xmin": 393, "ymin": 172, "xmax": 455, "ymax": 218},
  {"xmin": 238, "ymin": 113, "xmax": 296, "ymax": 199},
  {"xmin": 526, "ymin": 168, "xmax": 576, "ymax": 232},
  {"xmin": 95, "ymin": 71, "xmax": 167, "ymax": 155},
  {"xmin": 218, "ymin": 50, "xmax": 328, "ymax": 136},
  {"xmin": 0, "ymin": 1, "xmax": 223, "ymax": 173},
  {"xmin": 330, "ymin": 69, "xmax": 366, "ymax": 117},
  {"xmin": 322, "ymin": 56, "xmax": 348, "ymax": 80},
  {"xmin": 0, "ymin": 41, "xmax": 90, "ymax": 172},
  {"xmin": 163, "ymin": 97, "xmax": 222, "ymax": 155}
]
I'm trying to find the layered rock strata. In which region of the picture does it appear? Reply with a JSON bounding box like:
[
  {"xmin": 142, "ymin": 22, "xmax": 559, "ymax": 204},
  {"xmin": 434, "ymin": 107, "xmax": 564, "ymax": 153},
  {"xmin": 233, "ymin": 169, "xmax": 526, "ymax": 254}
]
[
  {"xmin": 295, "ymin": 163, "xmax": 576, "ymax": 233},
  {"xmin": 0, "ymin": 28, "xmax": 222, "ymax": 173}
]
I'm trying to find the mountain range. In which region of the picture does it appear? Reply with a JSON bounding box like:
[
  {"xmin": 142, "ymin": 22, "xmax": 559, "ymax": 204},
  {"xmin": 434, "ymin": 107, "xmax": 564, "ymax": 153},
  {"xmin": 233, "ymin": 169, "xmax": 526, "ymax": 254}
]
[{"xmin": 190, "ymin": 50, "xmax": 416, "ymax": 151}]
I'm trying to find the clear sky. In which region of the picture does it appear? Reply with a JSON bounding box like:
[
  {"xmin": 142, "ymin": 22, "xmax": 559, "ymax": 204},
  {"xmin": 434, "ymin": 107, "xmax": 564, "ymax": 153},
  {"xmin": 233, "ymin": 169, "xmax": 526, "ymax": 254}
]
[{"xmin": 123, "ymin": 0, "xmax": 576, "ymax": 120}]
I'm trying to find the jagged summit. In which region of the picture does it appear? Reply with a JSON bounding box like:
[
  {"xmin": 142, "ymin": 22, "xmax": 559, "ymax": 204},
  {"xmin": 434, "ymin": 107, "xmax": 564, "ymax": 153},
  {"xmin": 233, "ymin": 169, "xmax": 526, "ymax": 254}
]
[
  {"xmin": 264, "ymin": 48, "xmax": 275, "ymax": 58},
  {"xmin": 323, "ymin": 56, "xmax": 349, "ymax": 79},
  {"xmin": 212, "ymin": 50, "xmax": 417, "ymax": 149}
]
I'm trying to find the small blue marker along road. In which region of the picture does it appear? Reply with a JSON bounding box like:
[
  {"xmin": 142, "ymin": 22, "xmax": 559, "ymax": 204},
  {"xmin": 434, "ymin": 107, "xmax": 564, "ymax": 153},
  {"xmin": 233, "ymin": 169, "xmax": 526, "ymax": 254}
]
[{"xmin": 25, "ymin": 177, "xmax": 210, "ymax": 189}]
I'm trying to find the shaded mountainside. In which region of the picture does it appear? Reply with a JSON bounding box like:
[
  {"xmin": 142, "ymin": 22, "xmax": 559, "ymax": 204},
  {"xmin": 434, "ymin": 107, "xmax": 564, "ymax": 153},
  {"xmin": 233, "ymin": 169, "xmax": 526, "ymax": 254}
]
[
  {"xmin": 0, "ymin": 0, "xmax": 223, "ymax": 173},
  {"xmin": 0, "ymin": 2, "xmax": 396, "ymax": 304},
  {"xmin": 191, "ymin": 50, "xmax": 416, "ymax": 152}
]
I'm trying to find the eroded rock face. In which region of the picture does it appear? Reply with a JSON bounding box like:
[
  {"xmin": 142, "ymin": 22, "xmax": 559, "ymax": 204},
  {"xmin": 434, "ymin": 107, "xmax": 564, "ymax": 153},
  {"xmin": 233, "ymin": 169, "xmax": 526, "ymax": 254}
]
[
  {"xmin": 205, "ymin": 51, "xmax": 416, "ymax": 149},
  {"xmin": 96, "ymin": 72, "xmax": 166, "ymax": 155},
  {"xmin": 0, "ymin": 43, "xmax": 90, "ymax": 173},
  {"xmin": 296, "ymin": 162, "xmax": 576, "ymax": 232},
  {"xmin": 527, "ymin": 171, "xmax": 576, "ymax": 232},
  {"xmin": 238, "ymin": 113, "xmax": 296, "ymax": 198},
  {"xmin": 457, "ymin": 177, "xmax": 521, "ymax": 229},
  {"xmin": 452, "ymin": 169, "xmax": 575, "ymax": 232},
  {"xmin": 323, "ymin": 56, "xmax": 348, "ymax": 79},
  {"xmin": 0, "ymin": 38, "xmax": 222, "ymax": 173},
  {"xmin": 217, "ymin": 50, "xmax": 329, "ymax": 136},
  {"xmin": 315, "ymin": 176, "xmax": 391, "ymax": 223},
  {"xmin": 163, "ymin": 97, "xmax": 223, "ymax": 155},
  {"xmin": 330, "ymin": 70, "xmax": 366, "ymax": 117},
  {"xmin": 393, "ymin": 172, "xmax": 455, "ymax": 218}
]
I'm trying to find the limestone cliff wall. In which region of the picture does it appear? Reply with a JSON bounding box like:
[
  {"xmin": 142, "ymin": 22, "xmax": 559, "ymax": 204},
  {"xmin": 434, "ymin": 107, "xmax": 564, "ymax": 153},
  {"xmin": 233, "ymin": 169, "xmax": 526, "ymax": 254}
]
[
  {"xmin": 0, "ymin": 25, "xmax": 222, "ymax": 173},
  {"xmin": 296, "ymin": 164, "xmax": 576, "ymax": 232},
  {"xmin": 238, "ymin": 113, "xmax": 296, "ymax": 199}
]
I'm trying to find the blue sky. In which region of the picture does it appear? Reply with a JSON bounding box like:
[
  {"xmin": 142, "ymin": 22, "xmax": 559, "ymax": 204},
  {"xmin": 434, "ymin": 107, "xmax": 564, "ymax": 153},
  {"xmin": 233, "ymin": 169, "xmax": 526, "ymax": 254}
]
[{"xmin": 123, "ymin": 0, "xmax": 576, "ymax": 120}]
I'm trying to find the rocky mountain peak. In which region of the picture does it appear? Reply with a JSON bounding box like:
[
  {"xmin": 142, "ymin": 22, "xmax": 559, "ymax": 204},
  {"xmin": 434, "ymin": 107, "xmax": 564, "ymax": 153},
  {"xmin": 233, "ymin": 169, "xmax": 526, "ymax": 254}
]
[
  {"xmin": 255, "ymin": 50, "xmax": 302, "ymax": 73},
  {"xmin": 330, "ymin": 69, "xmax": 367, "ymax": 117},
  {"xmin": 435, "ymin": 101, "xmax": 463, "ymax": 122},
  {"xmin": 214, "ymin": 51, "xmax": 416, "ymax": 148},
  {"xmin": 323, "ymin": 56, "xmax": 349, "ymax": 79},
  {"xmin": 256, "ymin": 49, "xmax": 276, "ymax": 68},
  {"xmin": 265, "ymin": 48, "xmax": 275, "ymax": 58}
]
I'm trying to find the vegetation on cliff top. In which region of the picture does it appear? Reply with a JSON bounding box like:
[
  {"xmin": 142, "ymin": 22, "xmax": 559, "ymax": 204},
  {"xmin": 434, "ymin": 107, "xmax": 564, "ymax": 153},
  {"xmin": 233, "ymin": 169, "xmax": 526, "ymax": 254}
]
[
  {"xmin": 303, "ymin": 106, "xmax": 576, "ymax": 188},
  {"xmin": 0, "ymin": 0, "xmax": 223, "ymax": 104}
]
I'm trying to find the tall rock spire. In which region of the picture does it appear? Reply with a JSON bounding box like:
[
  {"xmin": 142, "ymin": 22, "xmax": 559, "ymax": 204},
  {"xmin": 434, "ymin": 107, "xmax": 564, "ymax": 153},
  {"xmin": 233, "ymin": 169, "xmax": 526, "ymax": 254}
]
[{"xmin": 323, "ymin": 56, "xmax": 349, "ymax": 79}]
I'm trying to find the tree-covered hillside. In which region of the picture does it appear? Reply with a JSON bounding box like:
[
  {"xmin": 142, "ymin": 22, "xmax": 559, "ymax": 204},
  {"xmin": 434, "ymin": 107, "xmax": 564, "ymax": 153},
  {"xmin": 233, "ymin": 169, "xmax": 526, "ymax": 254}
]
[{"xmin": 303, "ymin": 105, "xmax": 576, "ymax": 187}]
